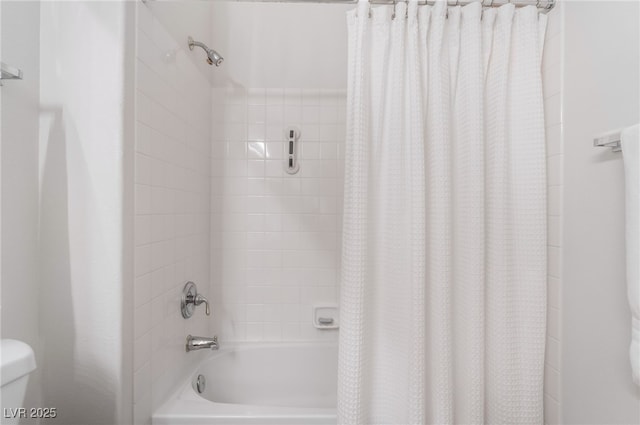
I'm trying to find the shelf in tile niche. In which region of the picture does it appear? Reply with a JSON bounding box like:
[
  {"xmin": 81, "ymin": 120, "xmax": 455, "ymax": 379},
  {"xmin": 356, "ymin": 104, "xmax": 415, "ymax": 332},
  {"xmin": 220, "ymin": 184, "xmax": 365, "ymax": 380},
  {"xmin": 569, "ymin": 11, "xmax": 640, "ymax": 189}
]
[{"xmin": 313, "ymin": 304, "xmax": 339, "ymax": 330}]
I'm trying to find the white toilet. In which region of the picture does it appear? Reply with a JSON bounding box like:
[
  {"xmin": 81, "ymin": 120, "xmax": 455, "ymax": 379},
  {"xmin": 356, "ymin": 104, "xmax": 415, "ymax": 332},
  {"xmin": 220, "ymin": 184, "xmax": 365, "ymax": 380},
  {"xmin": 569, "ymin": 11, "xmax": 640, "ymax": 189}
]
[{"xmin": 0, "ymin": 339, "xmax": 36, "ymax": 423}]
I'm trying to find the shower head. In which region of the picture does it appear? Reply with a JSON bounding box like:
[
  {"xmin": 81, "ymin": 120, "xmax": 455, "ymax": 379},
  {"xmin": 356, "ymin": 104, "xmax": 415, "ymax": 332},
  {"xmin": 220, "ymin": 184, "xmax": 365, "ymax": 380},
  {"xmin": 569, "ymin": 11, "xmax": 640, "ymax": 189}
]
[
  {"xmin": 206, "ymin": 49, "xmax": 224, "ymax": 67},
  {"xmin": 188, "ymin": 36, "xmax": 224, "ymax": 67}
]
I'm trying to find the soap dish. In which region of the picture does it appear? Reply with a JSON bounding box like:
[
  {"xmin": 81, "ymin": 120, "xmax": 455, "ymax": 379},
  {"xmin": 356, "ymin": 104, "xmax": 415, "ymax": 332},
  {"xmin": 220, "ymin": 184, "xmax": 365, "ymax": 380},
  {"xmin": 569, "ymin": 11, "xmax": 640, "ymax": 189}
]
[{"xmin": 313, "ymin": 305, "xmax": 339, "ymax": 330}]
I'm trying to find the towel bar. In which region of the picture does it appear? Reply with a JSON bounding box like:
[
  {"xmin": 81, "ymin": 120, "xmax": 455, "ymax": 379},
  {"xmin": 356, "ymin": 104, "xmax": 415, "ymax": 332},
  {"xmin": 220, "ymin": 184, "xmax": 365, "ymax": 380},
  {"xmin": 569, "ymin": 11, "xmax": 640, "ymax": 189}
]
[
  {"xmin": 0, "ymin": 62, "xmax": 23, "ymax": 87},
  {"xmin": 594, "ymin": 129, "xmax": 622, "ymax": 152}
]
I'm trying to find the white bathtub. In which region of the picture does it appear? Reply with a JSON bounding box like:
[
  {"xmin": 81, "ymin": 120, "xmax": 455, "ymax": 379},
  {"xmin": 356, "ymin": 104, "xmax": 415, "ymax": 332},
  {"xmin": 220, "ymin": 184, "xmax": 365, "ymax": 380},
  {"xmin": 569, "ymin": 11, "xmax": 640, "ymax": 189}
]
[{"xmin": 152, "ymin": 343, "xmax": 338, "ymax": 425}]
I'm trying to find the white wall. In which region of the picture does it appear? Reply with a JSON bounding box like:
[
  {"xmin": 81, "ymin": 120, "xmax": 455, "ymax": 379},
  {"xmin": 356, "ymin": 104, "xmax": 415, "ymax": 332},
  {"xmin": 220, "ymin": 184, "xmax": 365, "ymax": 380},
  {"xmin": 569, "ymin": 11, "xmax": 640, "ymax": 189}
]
[
  {"xmin": 210, "ymin": 2, "xmax": 351, "ymax": 89},
  {"xmin": 209, "ymin": 2, "xmax": 348, "ymax": 342},
  {"xmin": 144, "ymin": 0, "xmax": 214, "ymax": 82},
  {"xmin": 1, "ymin": 1, "xmax": 42, "ymax": 420},
  {"xmin": 38, "ymin": 2, "xmax": 134, "ymax": 423},
  {"xmin": 561, "ymin": 1, "xmax": 640, "ymax": 423},
  {"xmin": 211, "ymin": 86, "xmax": 346, "ymax": 342},
  {"xmin": 133, "ymin": 2, "xmax": 212, "ymax": 423}
]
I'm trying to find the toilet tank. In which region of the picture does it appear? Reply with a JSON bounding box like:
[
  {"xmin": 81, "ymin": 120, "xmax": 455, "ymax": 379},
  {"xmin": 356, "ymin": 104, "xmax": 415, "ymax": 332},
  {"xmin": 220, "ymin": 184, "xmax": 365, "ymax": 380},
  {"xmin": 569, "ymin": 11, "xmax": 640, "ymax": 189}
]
[{"xmin": 0, "ymin": 339, "xmax": 36, "ymax": 420}]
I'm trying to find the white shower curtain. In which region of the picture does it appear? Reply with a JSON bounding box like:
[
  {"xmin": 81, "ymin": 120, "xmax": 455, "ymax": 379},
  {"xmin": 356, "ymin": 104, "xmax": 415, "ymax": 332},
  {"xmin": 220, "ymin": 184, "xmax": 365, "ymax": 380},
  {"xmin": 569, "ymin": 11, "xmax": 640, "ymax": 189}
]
[{"xmin": 338, "ymin": 1, "xmax": 547, "ymax": 424}]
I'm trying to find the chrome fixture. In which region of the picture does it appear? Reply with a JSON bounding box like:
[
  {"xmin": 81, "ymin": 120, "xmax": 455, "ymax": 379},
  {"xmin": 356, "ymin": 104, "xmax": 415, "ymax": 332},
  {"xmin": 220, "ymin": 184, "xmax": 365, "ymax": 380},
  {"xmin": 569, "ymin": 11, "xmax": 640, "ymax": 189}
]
[
  {"xmin": 186, "ymin": 335, "xmax": 219, "ymax": 352},
  {"xmin": 181, "ymin": 281, "xmax": 210, "ymax": 318},
  {"xmin": 594, "ymin": 129, "xmax": 622, "ymax": 153},
  {"xmin": 228, "ymin": 0, "xmax": 555, "ymax": 13},
  {"xmin": 0, "ymin": 62, "xmax": 23, "ymax": 87},
  {"xmin": 194, "ymin": 374, "xmax": 206, "ymax": 394},
  {"xmin": 187, "ymin": 36, "xmax": 224, "ymax": 67},
  {"xmin": 285, "ymin": 127, "xmax": 301, "ymax": 175}
]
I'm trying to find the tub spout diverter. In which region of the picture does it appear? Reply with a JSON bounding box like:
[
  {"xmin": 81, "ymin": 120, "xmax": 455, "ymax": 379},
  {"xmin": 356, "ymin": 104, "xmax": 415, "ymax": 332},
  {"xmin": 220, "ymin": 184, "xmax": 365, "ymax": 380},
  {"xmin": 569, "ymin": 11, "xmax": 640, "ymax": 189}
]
[{"xmin": 186, "ymin": 335, "xmax": 219, "ymax": 352}]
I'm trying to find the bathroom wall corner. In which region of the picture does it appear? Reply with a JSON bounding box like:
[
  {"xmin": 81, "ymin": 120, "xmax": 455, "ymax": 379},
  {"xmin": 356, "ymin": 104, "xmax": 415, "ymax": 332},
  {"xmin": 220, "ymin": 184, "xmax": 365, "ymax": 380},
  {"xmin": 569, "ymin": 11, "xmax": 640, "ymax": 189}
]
[
  {"xmin": 542, "ymin": 2, "xmax": 564, "ymax": 423},
  {"xmin": 122, "ymin": 2, "xmax": 138, "ymax": 425}
]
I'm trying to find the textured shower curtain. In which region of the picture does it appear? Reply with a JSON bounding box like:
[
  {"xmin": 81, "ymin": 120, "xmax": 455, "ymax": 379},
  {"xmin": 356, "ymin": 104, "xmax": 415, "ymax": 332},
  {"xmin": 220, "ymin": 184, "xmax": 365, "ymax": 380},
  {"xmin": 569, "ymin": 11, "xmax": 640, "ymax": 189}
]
[{"xmin": 338, "ymin": 1, "xmax": 547, "ymax": 424}]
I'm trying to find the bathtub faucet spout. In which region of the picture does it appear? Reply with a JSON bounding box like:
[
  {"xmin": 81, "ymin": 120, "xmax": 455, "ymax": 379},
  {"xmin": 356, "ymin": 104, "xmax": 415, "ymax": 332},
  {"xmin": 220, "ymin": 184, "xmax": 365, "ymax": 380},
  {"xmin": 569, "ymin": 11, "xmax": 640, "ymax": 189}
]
[{"xmin": 186, "ymin": 335, "xmax": 219, "ymax": 352}]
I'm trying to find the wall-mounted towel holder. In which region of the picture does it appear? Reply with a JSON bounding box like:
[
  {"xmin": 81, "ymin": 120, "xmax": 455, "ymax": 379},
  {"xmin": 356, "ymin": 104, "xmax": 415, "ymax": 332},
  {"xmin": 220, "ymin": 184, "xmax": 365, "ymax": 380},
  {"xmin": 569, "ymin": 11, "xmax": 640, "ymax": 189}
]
[
  {"xmin": 0, "ymin": 62, "xmax": 23, "ymax": 87},
  {"xmin": 594, "ymin": 129, "xmax": 622, "ymax": 152}
]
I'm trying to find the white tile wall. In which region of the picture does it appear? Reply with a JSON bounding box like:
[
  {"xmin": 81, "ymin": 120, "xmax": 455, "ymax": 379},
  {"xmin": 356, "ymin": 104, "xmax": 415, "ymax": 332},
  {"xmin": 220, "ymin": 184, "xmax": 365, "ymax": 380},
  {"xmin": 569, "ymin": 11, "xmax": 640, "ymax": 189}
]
[
  {"xmin": 542, "ymin": 4, "xmax": 563, "ymax": 424},
  {"xmin": 210, "ymin": 87, "xmax": 346, "ymax": 342},
  {"xmin": 134, "ymin": 3, "xmax": 211, "ymax": 424}
]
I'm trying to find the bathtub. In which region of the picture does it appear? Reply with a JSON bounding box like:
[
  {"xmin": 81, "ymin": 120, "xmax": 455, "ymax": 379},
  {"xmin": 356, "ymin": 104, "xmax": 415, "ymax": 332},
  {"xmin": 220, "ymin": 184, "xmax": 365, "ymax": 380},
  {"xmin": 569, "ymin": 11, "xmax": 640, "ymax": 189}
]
[{"xmin": 152, "ymin": 342, "xmax": 338, "ymax": 425}]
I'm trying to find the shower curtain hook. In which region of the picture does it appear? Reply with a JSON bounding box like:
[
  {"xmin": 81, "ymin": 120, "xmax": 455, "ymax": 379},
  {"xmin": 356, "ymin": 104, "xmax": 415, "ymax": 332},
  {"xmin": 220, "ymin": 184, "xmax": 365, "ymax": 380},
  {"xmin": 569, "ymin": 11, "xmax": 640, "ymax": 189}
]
[
  {"xmin": 368, "ymin": 0, "xmax": 372, "ymax": 18},
  {"xmin": 392, "ymin": 0, "xmax": 397, "ymax": 19},
  {"xmin": 405, "ymin": 0, "xmax": 409, "ymax": 19}
]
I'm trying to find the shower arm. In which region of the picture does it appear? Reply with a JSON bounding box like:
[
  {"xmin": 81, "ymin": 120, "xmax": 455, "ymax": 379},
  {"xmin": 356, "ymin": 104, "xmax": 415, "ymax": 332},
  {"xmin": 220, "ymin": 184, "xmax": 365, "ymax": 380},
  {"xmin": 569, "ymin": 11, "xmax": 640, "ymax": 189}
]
[
  {"xmin": 188, "ymin": 38, "xmax": 209, "ymax": 52},
  {"xmin": 187, "ymin": 36, "xmax": 224, "ymax": 66}
]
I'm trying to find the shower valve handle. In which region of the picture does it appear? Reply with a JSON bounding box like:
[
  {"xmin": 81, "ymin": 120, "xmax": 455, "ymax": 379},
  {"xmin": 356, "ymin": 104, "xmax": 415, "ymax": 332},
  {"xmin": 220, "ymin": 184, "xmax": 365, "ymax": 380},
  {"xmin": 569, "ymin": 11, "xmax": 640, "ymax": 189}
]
[
  {"xmin": 194, "ymin": 294, "xmax": 210, "ymax": 316},
  {"xmin": 181, "ymin": 281, "xmax": 211, "ymax": 318}
]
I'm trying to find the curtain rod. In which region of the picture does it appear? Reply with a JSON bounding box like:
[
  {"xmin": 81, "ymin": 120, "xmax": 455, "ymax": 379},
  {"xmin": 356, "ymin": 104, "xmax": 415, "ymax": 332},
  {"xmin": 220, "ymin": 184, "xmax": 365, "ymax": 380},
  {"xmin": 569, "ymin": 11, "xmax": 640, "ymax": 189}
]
[{"xmin": 225, "ymin": 0, "xmax": 555, "ymax": 12}]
